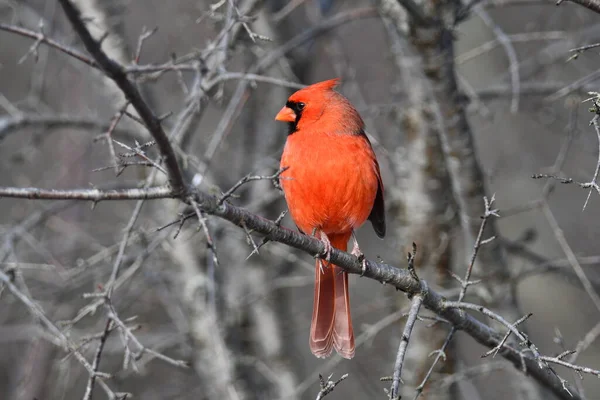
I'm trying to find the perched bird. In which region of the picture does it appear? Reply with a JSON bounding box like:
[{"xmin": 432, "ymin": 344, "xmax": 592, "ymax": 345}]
[{"xmin": 275, "ymin": 78, "xmax": 385, "ymax": 359}]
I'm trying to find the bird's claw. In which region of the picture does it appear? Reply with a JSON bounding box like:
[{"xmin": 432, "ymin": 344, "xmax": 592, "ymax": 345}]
[
  {"xmin": 316, "ymin": 230, "xmax": 332, "ymax": 274},
  {"xmin": 358, "ymin": 254, "xmax": 368, "ymax": 276},
  {"xmin": 318, "ymin": 231, "xmax": 332, "ymax": 262},
  {"xmin": 351, "ymin": 237, "xmax": 368, "ymax": 276}
]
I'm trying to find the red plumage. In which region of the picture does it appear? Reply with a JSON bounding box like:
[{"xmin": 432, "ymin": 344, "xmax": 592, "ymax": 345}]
[{"xmin": 275, "ymin": 79, "xmax": 385, "ymax": 359}]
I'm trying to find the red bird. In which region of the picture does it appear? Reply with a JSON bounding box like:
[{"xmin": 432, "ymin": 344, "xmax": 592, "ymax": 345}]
[{"xmin": 275, "ymin": 79, "xmax": 385, "ymax": 359}]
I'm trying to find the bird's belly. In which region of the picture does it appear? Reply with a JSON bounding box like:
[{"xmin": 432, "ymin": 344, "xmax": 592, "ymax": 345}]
[{"xmin": 280, "ymin": 137, "xmax": 378, "ymax": 235}]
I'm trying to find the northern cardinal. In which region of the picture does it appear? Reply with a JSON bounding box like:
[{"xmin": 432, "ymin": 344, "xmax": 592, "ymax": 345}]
[{"xmin": 275, "ymin": 78, "xmax": 385, "ymax": 359}]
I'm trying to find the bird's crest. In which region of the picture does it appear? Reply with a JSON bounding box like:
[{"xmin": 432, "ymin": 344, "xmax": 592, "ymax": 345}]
[
  {"xmin": 307, "ymin": 78, "xmax": 340, "ymax": 92},
  {"xmin": 290, "ymin": 79, "xmax": 341, "ymax": 101}
]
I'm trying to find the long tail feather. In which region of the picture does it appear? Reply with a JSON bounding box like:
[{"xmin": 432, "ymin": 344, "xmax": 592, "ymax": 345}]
[
  {"xmin": 310, "ymin": 257, "xmax": 335, "ymax": 358},
  {"xmin": 333, "ymin": 264, "xmax": 355, "ymax": 358},
  {"xmin": 309, "ymin": 232, "xmax": 355, "ymax": 359}
]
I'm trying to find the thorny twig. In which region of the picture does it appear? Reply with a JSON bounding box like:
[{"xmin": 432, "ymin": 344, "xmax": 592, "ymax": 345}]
[
  {"xmin": 443, "ymin": 301, "xmax": 544, "ymax": 367},
  {"xmin": 218, "ymin": 167, "xmax": 288, "ymax": 206},
  {"xmin": 441, "ymin": 300, "xmax": 595, "ymax": 394},
  {"xmin": 112, "ymin": 138, "xmax": 166, "ymax": 175},
  {"xmin": 315, "ymin": 373, "xmax": 348, "ymax": 400},
  {"xmin": 482, "ymin": 312, "xmax": 533, "ymax": 358},
  {"xmin": 533, "ymin": 98, "xmax": 600, "ymax": 210},
  {"xmin": 554, "ymin": 328, "xmax": 586, "ymax": 397},
  {"xmin": 97, "ymin": 102, "xmax": 130, "ymax": 175},
  {"xmin": 134, "ymin": 26, "xmax": 158, "ymax": 64},
  {"xmin": 245, "ymin": 210, "xmax": 287, "ymax": 260}
]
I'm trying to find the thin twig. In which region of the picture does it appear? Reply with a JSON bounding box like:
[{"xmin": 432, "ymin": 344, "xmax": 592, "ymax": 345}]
[
  {"xmin": 541, "ymin": 202, "xmax": 600, "ymax": 313},
  {"xmin": 100, "ymin": 103, "xmax": 130, "ymax": 175},
  {"xmin": 106, "ymin": 198, "xmax": 147, "ymax": 296},
  {"xmin": 474, "ymin": 7, "xmax": 520, "ymax": 112},
  {"xmin": 218, "ymin": 167, "xmax": 288, "ymax": 206},
  {"xmin": 390, "ymin": 294, "xmax": 423, "ymax": 399},
  {"xmin": 482, "ymin": 313, "xmax": 533, "ymax": 358},
  {"xmin": 315, "ymin": 374, "xmax": 349, "ymax": 400},
  {"xmin": 583, "ymin": 109, "xmax": 600, "ymax": 210},
  {"xmin": 82, "ymin": 318, "xmax": 114, "ymax": 400},
  {"xmin": 0, "ymin": 22, "xmax": 98, "ymax": 67}
]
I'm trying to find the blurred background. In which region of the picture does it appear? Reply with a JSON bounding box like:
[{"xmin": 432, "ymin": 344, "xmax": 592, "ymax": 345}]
[{"xmin": 1, "ymin": 0, "xmax": 600, "ymax": 399}]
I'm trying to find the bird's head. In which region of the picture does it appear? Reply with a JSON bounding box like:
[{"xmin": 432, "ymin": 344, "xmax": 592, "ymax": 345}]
[{"xmin": 275, "ymin": 78, "xmax": 364, "ymax": 136}]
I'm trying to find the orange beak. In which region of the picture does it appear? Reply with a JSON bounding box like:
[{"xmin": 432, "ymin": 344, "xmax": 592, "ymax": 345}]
[{"xmin": 275, "ymin": 106, "xmax": 296, "ymax": 122}]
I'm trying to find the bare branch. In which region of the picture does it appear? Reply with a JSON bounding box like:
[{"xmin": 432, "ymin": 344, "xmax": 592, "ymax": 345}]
[
  {"xmin": 0, "ymin": 186, "xmax": 173, "ymax": 201},
  {"xmin": 315, "ymin": 374, "xmax": 348, "ymax": 400},
  {"xmin": 473, "ymin": 7, "xmax": 520, "ymax": 112},
  {"xmin": 0, "ymin": 22, "xmax": 98, "ymax": 67},
  {"xmin": 218, "ymin": 167, "xmax": 287, "ymax": 205},
  {"xmin": 390, "ymin": 294, "xmax": 423, "ymax": 399},
  {"xmin": 557, "ymin": 0, "xmax": 600, "ymax": 14},
  {"xmin": 0, "ymin": 270, "xmax": 120, "ymax": 399},
  {"xmin": 444, "ymin": 301, "xmax": 543, "ymax": 366},
  {"xmin": 82, "ymin": 318, "xmax": 114, "ymax": 400},
  {"xmin": 202, "ymin": 197, "xmax": 579, "ymax": 399},
  {"xmin": 0, "ymin": 114, "xmax": 134, "ymax": 142},
  {"xmin": 540, "ymin": 355, "xmax": 600, "ymax": 377},
  {"xmin": 57, "ymin": 0, "xmax": 186, "ymax": 195},
  {"xmin": 541, "ymin": 202, "xmax": 600, "ymax": 313},
  {"xmin": 413, "ymin": 196, "xmax": 498, "ymax": 396}
]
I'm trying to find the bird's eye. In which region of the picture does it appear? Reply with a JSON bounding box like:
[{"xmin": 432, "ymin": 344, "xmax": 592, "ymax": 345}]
[{"xmin": 285, "ymin": 101, "xmax": 305, "ymax": 114}]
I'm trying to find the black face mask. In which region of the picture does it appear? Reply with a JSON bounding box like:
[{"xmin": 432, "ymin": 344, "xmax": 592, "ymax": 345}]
[{"xmin": 285, "ymin": 101, "xmax": 305, "ymax": 135}]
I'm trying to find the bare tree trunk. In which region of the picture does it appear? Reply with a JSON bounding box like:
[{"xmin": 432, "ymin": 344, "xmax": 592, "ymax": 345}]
[
  {"xmin": 380, "ymin": 0, "xmax": 544, "ymax": 398},
  {"xmin": 378, "ymin": 6, "xmax": 457, "ymax": 399}
]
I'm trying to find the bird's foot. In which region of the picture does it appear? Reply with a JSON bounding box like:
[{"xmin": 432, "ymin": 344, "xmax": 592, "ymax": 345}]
[
  {"xmin": 351, "ymin": 234, "xmax": 368, "ymax": 276},
  {"xmin": 316, "ymin": 230, "xmax": 332, "ymax": 274}
]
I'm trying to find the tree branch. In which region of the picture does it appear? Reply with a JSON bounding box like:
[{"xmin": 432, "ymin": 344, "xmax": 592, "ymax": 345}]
[
  {"xmin": 0, "ymin": 175, "xmax": 585, "ymax": 399},
  {"xmin": 0, "ymin": 186, "xmax": 173, "ymax": 201},
  {"xmin": 390, "ymin": 294, "xmax": 423, "ymax": 399},
  {"xmin": 0, "ymin": 114, "xmax": 135, "ymax": 142},
  {"xmin": 202, "ymin": 190, "xmax": 578, "ymax": 397},
  {"xmin": 0, "ymin": 22, "xmax": 98, "ymax": 68},
  {"xmin": 56, "ymin": 0, "xmax": 186, "ymax": 195},
  {"xmin": 558, "ymin": 0, "xmax": 600, "ymax": 14}
]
